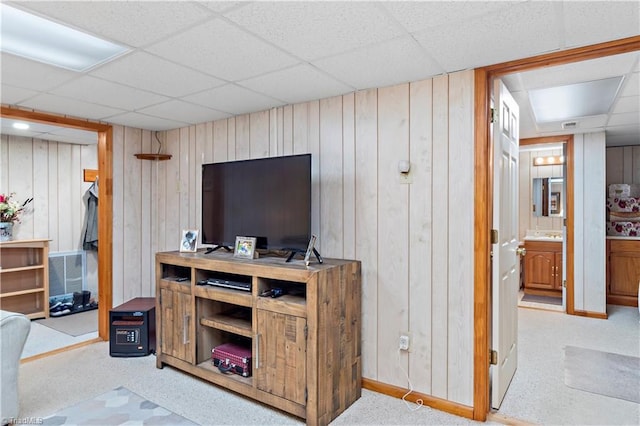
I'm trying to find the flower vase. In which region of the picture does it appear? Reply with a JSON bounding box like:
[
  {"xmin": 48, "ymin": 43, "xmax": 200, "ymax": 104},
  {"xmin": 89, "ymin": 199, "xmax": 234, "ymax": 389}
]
[{"xmin": 0, "ymin": 222, "xmax": 13, "ymax": 241}]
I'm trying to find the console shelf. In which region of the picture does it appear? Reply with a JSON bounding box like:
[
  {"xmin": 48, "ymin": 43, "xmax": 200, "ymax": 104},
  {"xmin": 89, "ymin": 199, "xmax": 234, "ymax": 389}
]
[{"xmin": 156, "ymin": 250, "xmax": 361, "ymax": 426}]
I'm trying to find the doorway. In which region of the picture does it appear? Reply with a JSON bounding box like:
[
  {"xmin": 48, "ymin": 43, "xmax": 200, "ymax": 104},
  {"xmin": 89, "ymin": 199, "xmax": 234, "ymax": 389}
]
[
  {"xmin": 473, "ymin": 36, "xmax": 640, "ymax": 420},
  {"xmin": 0, "ymin": 106, "xmax": 113, "ymax": 342}
]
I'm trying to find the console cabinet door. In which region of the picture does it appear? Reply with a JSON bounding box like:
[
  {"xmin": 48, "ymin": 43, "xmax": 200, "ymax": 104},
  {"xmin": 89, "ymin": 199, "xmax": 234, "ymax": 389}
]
[
  {"xmin": 256, "ymin": 309, "xmax": 306, "ymax": 406},
  {"xmin": 525, "ymin": 251, "xmax": 555, "ymax": 290},
  {"xmin": 160, "ymin": 287, "xmax": 194, "ymax": 363}
]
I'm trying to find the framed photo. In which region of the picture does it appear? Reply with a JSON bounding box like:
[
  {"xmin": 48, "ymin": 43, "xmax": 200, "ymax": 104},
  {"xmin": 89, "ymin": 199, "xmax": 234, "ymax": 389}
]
[
  {"xmin": 234, "ymin": 236, "xmax": 257, "ymax": 259},
  {"xmin": 180, "ymin": 229, "xmax": 199, "ymax": 253},
  {"xmin": 304, "ymin": 234, "xmax": 317, "ymax": 266}
]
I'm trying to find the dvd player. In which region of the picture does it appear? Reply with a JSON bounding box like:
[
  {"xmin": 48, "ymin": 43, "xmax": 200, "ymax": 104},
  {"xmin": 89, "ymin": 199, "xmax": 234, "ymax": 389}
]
[{"xmin": 197, "ymin": 278, "xmax": 251, "ymax": 292}]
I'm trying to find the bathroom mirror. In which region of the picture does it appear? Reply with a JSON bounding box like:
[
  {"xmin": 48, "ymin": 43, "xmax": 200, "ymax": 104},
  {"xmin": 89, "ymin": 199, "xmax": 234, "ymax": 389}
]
[{"xmin": 532, "ymin": 177, "xmax": 564, "ymax": 217}]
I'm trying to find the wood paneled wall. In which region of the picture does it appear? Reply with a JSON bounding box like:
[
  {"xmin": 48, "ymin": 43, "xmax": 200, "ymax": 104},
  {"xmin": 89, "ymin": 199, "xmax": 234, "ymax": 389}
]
[
  {"xmin": 606, "ymin": 145, "xmax": 640, "ymax": 185},
  {"xmin": 0, "ymin": 134, "xmax": 98, "ymax": 294},
  {"xmin": 518, "ymin": 149, "xmax": 564, "ymax": 240},
  {"xmin": 573, "ymin": 133, "xmax": 606, "ymax": 314},
  {"xmin": 133, "ymin": 71, "xmax": 476, "ymax": 406}
]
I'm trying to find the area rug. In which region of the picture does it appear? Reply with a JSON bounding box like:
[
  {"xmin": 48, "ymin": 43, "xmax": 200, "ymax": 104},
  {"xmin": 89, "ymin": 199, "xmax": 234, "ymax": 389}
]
[
  {"xmin": 564, "ymin": 345, "xmax": 640, "ymax": 403},
  {"xmin": 35, "ymin": 309, "xmax": 98, "ymax": 336},
  {"xmin": 521, "ymin": 293, "xmax": 562, "ymax": 306},
  {"xmin": 43, "ymin": 386, "xmax": 197, "ymax": 425}
]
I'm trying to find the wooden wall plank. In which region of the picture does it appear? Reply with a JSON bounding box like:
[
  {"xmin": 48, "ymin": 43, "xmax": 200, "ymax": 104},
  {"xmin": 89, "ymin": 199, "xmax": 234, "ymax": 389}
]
[
  {"xmin": 250, "ymin": 110, "xmax": 270, "ymax": 159},
  {"xmin": 605, "ymin": 147, "xmax": 623, "ymax": 184},
  {"xmin": 139, "ymin": 130, "xmax": 152, "ymax": 296},
  {"xmin": 354, "ymin": 88, "xmax": 379, "ymax": 381},
  {"xmin": 235, "ymin": 115, "xmax": 250, "ymax": 160},
  {"xmin": 623, "ymin": 146, "xmax": 633, "ymax": 183},
  {"xmin": 227, "ymin": 117, "xmax": 236, "ymax": 161},
  {"xmin": 179, "ymin": 127, "xmax": 191, "ymax": 235},
  {"xmin": 283, "ymin": 105, "xmax": 293, "ymax": 156},
  {"xmin": 447, "ymin": 70, "xmax": 474, "ymax": 406},
  {"xmin": 7, "ymin": 135, "xmax": 33, "ymax": 241},
  {"xmin": 308, "ymin": 101, "xmax": 321, "ymax": 246},
  {"xmin": 573, "ymin": 135, "xmax": 585, "ymax": 310},
  {"xmin": 377, "ymin": 83, "xmax": 410, "ymax": 386},
  {"xmin": 47, "ymin": 142, "xmax": 59, "ymax": 252},
  {"xmin": 293, "ymin": 103, "xmax": 308, "ymax": 155},
  {"xmin": 408, "ymin": 78, "xmax": 434, "ymax": 392},
  {"xmin": 111, "ymin": 125, "xmax": 125, "ymax": 305},
  {"xmin": 57, "ymin": 144, "xmax": 73, "ymax": 249},
  {"xmin": 582, "ymin": 132, "xmax": 606, "ymax": 313},
  {"xmin": 342, "ymin": 93, "xmax": 356, "ymax": 260},
  {"xmin": 123, "ymin": 127, "xmax": 142, "ymax": 301},
  {"xmin": 431, "ymin": 74, "xmax": 450, "ymax": 399},
  {"xmin": 319, "ymin": 96, "xmax": 344, "ymax": 257},
  {"xmin": 213, "ymin": 120, "xmax": 228, "ymax": 163},
  {"xmin": 33, "ymin": 138, "xmax": 49, "ymax": 239}
]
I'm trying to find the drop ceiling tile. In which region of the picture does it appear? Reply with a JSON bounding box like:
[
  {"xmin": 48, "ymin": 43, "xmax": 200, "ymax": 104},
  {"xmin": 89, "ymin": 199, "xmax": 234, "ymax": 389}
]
[
  {"xmin": 224, "ymin": 2, "xmax": 404, "ymax": 61},
  {"xmin": 620, "ymin": 72, "xmax": 639, "ymax": 97},
  {"xmin": 48, "ymin": 126, "xmax": 98, "ymax": 143},
  {"xmin": 90, "ymin": 52, "xmax": 225, "ymax": 97},
  {"xmin": 14, "ymin": 1, "xmax": 213, "ymax": 47},
  {"xmin": 137, "ymin": 99, "xmax": 230, "ymax": 125},
  {"xmin": 313, "ymin": 36, "xmax": 444, "ymax": 90},
  {"xmin": 613, "ymin": 96, "xmax": 640, "ymax": 114},
  {"xmin": 381, "ymin": 1, "xmax": 519, "ymax": 33},
  {"xmin": 563, "ymin": 1, "xmax": 640, "ymax": 48},
  {"xmin": 104, "ymin": 112, "xmax": 190, "ymax": 131},
  {"xmin": 238, "ymin": 64, "xmax": 354, "ymax": 105},
  {"xmin": 49, "ymin": 76, "xmax": 169, "ymax": 111},
  {"xmin": 183, "ymin": 84, "xmax": 284, "ymax": 115},
  {"xmin": 146, "ymin": 18, "xmax": 299, "ymax": 81},
  {"xmin": 515, "ymin": 52, "xmax": 639, "ymax": 90},
  {"xmin": 413, "ymin": 1, "xmax": 561, "ymax": 72},
  {"xmin": 609, "ymin": 111, "xmax": 640, "ymax": 127},
  {"xmin": 0, "ymin": 84, "xmax": 38, "ymax": 104},
  {"xmin": 1, "ymin": 53, "xmax": 76, "ymax": 91},
  {"xmin": 19, "ymin": 93, "xmax": 126, "ymax": 121}
]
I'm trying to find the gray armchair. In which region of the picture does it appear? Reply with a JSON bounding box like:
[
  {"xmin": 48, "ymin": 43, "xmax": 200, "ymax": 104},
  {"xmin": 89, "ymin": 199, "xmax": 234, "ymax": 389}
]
[{"xmin": 0, "ymin": 310, "xmax": 31, "ymax": 425}]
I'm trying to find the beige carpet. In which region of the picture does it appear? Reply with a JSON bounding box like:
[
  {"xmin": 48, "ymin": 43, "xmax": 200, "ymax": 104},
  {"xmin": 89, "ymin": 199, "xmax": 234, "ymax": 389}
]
[
  {"xmin": 35, "ymin": 309, "xmax": 98, "ymax": 336},
  {"xmin": 564, "ymin": 345, "xmax": 640, "ymax": 403}
]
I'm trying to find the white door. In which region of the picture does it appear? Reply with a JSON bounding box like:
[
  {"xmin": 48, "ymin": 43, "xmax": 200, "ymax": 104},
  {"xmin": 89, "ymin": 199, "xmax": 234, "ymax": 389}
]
[{"xmin": 491, "ymin": 79, "xmax": 520, "ymax": 409}]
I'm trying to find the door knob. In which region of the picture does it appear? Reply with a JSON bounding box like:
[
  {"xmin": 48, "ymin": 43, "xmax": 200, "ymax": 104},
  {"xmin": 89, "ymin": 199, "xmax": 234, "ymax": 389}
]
[{"xmin": 516, "ymin": 247, "xmax": 526, "ymax": 257}]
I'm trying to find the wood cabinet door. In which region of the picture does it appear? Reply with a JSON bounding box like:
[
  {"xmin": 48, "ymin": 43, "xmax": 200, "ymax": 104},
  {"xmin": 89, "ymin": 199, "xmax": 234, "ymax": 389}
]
[
  {"xmin": 609, "ymin": 252, "xmax": 640, "ymax": 297},
  {"xmin": 159, "ymin": 287, "xmax": 194, "ymax": 363},
  {"xmin": 525, "ymin": 251, "xmax": 555, "ymax": 290},
  {"xmin": 554, "ymin": 252, "xmax": 563, "ymax": 290},
  {"xmin": 256, "ymin": 309, "xmax": 306, "ymax": 406}
]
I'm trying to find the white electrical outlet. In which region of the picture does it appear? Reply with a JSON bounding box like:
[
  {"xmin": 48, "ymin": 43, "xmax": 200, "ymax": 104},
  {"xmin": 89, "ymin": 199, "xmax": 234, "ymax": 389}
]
[{"xmin": 399, "ymin": 334, "xmax": 410, "ymax": 351}]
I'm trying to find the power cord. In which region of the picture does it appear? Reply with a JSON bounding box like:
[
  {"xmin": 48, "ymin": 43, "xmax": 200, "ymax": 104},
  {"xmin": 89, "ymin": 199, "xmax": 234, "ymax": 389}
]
[{"xmin": 397, "ymin": 347, "xmax": 424, "ymax": 412}]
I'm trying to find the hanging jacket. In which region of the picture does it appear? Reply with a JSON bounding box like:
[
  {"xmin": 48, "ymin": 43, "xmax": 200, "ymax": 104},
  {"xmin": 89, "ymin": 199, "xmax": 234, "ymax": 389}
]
[{"xmin": 83, "ymin": 179, "xmax": 99, "ymax": 250}]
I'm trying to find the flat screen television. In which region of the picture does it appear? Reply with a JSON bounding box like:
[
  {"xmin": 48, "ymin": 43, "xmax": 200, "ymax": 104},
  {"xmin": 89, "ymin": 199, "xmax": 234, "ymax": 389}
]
[{"xmin": 201, "ymin": 154, "xmax": 311, "ymax": 256}]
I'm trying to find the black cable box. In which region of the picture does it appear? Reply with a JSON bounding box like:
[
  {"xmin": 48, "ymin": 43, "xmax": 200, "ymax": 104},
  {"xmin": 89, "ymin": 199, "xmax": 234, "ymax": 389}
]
[{"xmin": 197, "ymin": 278, "xmax": 251, "ymax": 291}]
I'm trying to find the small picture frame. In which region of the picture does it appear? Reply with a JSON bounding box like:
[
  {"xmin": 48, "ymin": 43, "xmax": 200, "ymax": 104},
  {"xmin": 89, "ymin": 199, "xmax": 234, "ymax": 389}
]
[
  {"xmin": 180, "ymin": 229, "xmax": 199, "ymax": 253},
  {"xmin": 304, "ymin": 234, "xmax": 317, "ymax": 266},
  {"xmin": 234, "ymin": 236, "xmax": 257, "ymax": 259}
]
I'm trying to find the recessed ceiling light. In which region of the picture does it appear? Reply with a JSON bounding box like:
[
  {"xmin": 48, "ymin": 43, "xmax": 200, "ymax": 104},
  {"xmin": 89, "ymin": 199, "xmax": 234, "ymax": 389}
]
[
  {"xmin": 0, "ymin": 4, "xmax": 130, "ymax": 72},
  {"xmin": 529, "ymin": 76, "xmax": 624, "ymax": 123},
  {"xmin": 12, "ymin": 122, "xmax": 30, "ymax": 130}
]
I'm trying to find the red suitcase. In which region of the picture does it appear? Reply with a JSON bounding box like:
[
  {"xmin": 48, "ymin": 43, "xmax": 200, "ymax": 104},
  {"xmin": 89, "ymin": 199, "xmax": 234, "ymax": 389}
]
[{"xmin": 211, "ymin": 342, "xmax": 252, "ymax": 377}]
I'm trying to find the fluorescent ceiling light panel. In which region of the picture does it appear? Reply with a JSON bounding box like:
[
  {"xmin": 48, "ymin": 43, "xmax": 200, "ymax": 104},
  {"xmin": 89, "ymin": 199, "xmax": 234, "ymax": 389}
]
[
  {"xmin": 1, "ymin": 4, "xmax": 130, "ymax": 72},
  {"xmin": 529, "ymin": 76, "xmax": 623, "ymax": 123}
]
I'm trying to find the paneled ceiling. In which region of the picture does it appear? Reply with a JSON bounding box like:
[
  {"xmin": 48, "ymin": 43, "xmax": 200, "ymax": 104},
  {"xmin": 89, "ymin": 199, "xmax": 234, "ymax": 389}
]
[{"xmin": 1, "ymin": 1, "xmax": 639, "ymax": 146}]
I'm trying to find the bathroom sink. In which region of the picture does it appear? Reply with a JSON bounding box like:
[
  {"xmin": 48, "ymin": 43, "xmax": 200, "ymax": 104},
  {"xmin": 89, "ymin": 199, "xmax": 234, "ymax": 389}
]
[{"xmin": 524, "ymin": 231, "xmax": 563, "ymax": 242}]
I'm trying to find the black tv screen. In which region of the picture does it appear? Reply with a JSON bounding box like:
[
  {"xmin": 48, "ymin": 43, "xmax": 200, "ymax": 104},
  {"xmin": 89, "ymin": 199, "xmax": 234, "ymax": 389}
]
[{"xmin": 201, "ymin": 154, "xmax": 311, "ymax": 252}]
